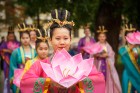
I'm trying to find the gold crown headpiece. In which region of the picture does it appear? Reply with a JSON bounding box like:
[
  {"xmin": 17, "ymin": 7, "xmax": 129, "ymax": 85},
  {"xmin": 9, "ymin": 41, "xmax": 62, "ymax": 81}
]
[
  {"xmin": 18, "ymin": 23, "xmax": 29, "ymax": 32},
  {"xmin": 43, "ymin": 19, "xmax": 75, "ymax": 29},
  {"xmin": 8, "ymin": 26, "xmax": 14, "ymax": 33},
  {"xmin": 27, "ymin": 24, "xmax": 37, "ymax": 31},
  {"xmin": 36, "ymin": 28, "xmax": 49, "ymax": 42},
  {"xmin": 124, "ymin": 24, "xmax": 136, "ymax": 32},
  {"xmin": 97, "ymin": 26, "xmax": 108, "ymax": 33},
  {"xmin": 53, "ymin": 19, "xmax": 75, "ymax": 27}
]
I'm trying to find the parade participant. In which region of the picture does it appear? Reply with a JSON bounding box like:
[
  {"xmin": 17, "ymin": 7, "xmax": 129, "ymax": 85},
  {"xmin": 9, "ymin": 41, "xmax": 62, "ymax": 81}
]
[
  {"xmin": 9, "ymin": 23, "xmax": 37, "ymax": 93},
  {"xmin": 20, "ymin": 9, "xmax": 105, "ymax": 93},
  {"xmin": 77, "ymin": 26, "xmax": 96, "ymax": 59},
  {"xmin": 28, "ymin": 24, "xmax": 37, "ymax": 49},
  {"xmin": 119, "ymin": 24, "xmax": 140, "ymax": 93},
  {"xmin": 13, "ymin": 28, "xmax": 49, "ymax": 89},
  {"xmin": 23, "ymin": 28, "xmax": 49, "ymax": 75},
  {"xmin": 94, "ymin": 26, "xmax": 122, "ymax": 93},
  {"xmin": 0, "ymin": 26, "xmax": 20, "ymax": 93}
]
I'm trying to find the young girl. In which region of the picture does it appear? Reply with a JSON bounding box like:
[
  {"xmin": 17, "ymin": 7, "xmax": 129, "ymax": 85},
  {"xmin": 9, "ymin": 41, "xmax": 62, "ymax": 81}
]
[
  {"xmin": 9, "ymin": 23, "xmax": 37, "ymax": 93},
  {"xmin": 0, "ymin": 26, "xmax": 20, "ymax": 93},
  {"xmin": 119, "ymin": 25, "xmax": 140, "ymax": 93},
  {"xmin": 94, "ymin": 26, "xmax": 122, "ymax": 93},
  {"xmin": 23, "ymin": 28, "xmax": 49, "ymax": 74},
  {"xmin": 20, "ymin": 9, "xmax": 105, "ymax": 93}
]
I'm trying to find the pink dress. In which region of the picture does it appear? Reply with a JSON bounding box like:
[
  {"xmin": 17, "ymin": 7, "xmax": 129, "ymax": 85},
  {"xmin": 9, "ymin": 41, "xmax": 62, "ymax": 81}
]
[{"xmin": 20, "ymin": 59, "xmax": 105, "ymax": 93}]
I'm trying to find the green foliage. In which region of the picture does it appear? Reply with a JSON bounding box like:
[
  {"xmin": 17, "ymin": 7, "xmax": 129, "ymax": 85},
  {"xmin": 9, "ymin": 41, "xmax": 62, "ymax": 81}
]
[
  {"xmin": 122, "ymin": 0, "xmax": 140, "ymax": 27},
  {"xmin": 16, "ymin": 0, "xmax": 100, "ymax": 29}
]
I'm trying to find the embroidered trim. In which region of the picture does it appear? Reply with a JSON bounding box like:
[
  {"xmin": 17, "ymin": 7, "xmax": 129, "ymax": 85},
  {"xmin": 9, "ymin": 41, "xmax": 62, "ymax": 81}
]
[
  {"xmin": 83, "ymin": 78, "xmax": 94, "ymax": 93},
  {"xmin": 33, "ymin": 78, "xmax": 45, "ymax": 93},
  {"xmin": 128, "ymin": 81, "xmax": 131, "ymax": 93},
  {"xmin": 125, "ymin": 46, "xmax": 140, "ymax": 73},
  {"xmin": 20, "ymin": 47, "xmax": 25, "ymax": 64}
]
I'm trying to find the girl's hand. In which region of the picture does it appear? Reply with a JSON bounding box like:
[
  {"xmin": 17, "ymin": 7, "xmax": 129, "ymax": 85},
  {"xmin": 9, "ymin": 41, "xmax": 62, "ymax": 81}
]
[{"xmin": 102, "ymin": 52, "xmax": 108, "ymax": 58}]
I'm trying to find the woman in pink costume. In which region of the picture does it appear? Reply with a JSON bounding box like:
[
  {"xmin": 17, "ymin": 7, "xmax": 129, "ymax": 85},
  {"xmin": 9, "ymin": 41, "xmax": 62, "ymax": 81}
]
[
  {"xmin": 94, "ymin": 26, "xmax": 122, "ymax": 93},
  {"xmin": 20, "ymin": 9, "xmax": 105, "ymax": 93}
]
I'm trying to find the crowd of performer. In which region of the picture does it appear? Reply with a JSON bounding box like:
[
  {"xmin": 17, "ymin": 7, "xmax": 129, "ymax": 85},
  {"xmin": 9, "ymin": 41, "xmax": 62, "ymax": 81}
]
[{"xmin": 0, "ymin": 9, "xmax": 140, "ymax": 93}]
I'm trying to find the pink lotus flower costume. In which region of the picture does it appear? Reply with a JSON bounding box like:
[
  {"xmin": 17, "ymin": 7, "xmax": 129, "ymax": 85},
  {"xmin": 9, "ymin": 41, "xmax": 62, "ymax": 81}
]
[
  {"xmin": 126, "ymin": 31, "xmax": 140, "ymax": 44},
  {"xmin": 20, "ymin": 49, "xmax": 105, "ymax": 93},
  {"xmin": 13, "ymin": 69, "xmax": 23, "ymax": 88},
  {"xmin": 82, "ymin": 43, "xmax": 103, "ymax": 55},
  {"xmin": 40, "ymin": 49, "xmax": 94, "ymax": 88}
]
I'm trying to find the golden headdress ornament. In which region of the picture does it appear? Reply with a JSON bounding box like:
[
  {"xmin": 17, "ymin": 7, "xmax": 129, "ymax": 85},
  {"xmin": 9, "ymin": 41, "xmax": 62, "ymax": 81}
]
[
  {"xmin": 50, "ymin": 9, "xmax": 75, "ymax": 27},
  {"xmin": 8, "ymin": 26, "xmax": 14, "ymax": 33},
  {"xmin": 18, "ymin": 23, "xmax": 29, "ymax": 32},
  {"xmin": 36, "ymin": 28, "xmax": 49, "ymax": 42},
  {"xmin": 124, "ymin": 24, "xmax": 136, "ymax": 32},
  {"xmin": 97, "ymin": 26, "xmax": 108, "ymax": 33},
  {"xmin": 27, "ymin": 24, "xmax": 37, "ymax": 31},
  {"xmin": 52, "ymin": 19, "xmax": 75, "ymax": 27}
]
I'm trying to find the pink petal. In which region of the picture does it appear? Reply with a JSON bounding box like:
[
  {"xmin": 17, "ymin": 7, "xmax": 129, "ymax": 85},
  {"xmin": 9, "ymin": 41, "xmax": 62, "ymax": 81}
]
[
  {"xmin": 40, "ymin": 62, "xmax": 56, "ymax": 81},
  {"xmin": 51, "ymin": 51, "xmax": 69, "ymax": 67},
  {"xmin": 59, "ymin": 76, "xmax": 78, "ymax": 88},
  {"xmin": 71, "ymin": 53, "xmax": 83, "ymax": 65},
  {"xmin": 13, "ymin": 69, "xmax": 23, "ymax": 88},
  {"xmin": 73, "ymin": 58, "xmax": 94, "ymax": 78},
  {"xmin": 82, "ymin": 43, "xmax": 103, "ymax": 54},
  {"xmin": 53, "ymin": 65, "xmax": 63, "ymax": 81}
]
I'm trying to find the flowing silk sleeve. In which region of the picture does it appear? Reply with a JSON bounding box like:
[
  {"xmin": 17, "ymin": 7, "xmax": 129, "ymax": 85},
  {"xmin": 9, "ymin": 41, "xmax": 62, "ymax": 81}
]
[
  {"xmin": 89, "ymin": 65, "xmax": 105, "ymax": 93},
  {"xmin": 22, "ymin": 60, "xmax": 32, "ymax": 75},
  {"xmin": 119, "ymin": 47, "xmax": 140, "ymax": 92},
  {"xmin": 79, "ymin": 65, "xmax": 105, "ymax": 93},
  {"xmin": 9, "ymin": 49, "xmax": 18, "ymax": 84},
  {"xmin": 20, "ymin": 61, "xmax": 50, "ymax": 93},
  {"xmin": 106, "ymin": 43, "xmax": 115, "ymax": 63},
  {"xmin": 0, "ymin": 42, "xmax": 7, "ymax": 51}
]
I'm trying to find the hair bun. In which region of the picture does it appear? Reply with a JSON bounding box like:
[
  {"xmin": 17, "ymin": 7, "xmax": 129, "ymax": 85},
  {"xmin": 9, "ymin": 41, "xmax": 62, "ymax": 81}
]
[{"xmin": 51, "ymin": 9, "xmax": 70, "ymax": 21}]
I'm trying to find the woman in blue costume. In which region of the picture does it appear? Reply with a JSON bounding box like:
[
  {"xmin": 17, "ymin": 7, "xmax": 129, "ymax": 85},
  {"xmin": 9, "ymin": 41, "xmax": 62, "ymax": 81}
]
[
  {"xmin": 119, "ymin": 24, "xmax": 140, "ymax": 93},
  {"xmin": 9, "ymin": 23, "xmax": 37, "ymax": 93}
]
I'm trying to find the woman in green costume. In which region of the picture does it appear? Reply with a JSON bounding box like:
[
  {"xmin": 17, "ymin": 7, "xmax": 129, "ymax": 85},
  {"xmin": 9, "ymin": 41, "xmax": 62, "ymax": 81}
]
[
  {"xmin": 119, "ymin": 24, "xmax": 140, "ymax": 93},
  {"xmin": 9, "ymin": 23, "xmax": 37, "ymax": 93}
]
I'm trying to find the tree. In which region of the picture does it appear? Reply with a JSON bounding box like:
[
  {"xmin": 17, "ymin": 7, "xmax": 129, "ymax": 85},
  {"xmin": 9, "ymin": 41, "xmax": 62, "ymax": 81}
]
[
  {"xmin": 16, "ymin": 0, "xmax": 100, "ymax": 29},
  {"xmin": 95, "ymin": 0, "xmax": 122, "ymax": 53},
  {"xmin": 122, "ymin": 0, "xmax": 140, "ymax": 28}
]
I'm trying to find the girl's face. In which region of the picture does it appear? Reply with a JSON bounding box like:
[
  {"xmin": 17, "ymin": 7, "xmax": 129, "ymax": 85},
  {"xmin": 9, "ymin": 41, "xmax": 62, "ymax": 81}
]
[
  {"xmin": 21, "ymin": 33, "xmax": 30, "ymax": 46},
  {"xmin": 37, "ymin": 42, "xmax": 48, "ymax": 59},
  {"xmin": 50, "ymin": 28, "xmax": 71, "ymax": 52},
  {"xmin": 30, "ymin": 31, "xmax": 36, "ymax": 41},
  {"xmin": 8, "ymin": 33, "xmax": 15, "ymax": 41},
  {"xmin": 98, "ymin": 33, "xmax": 106, "ymax": 43}
]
